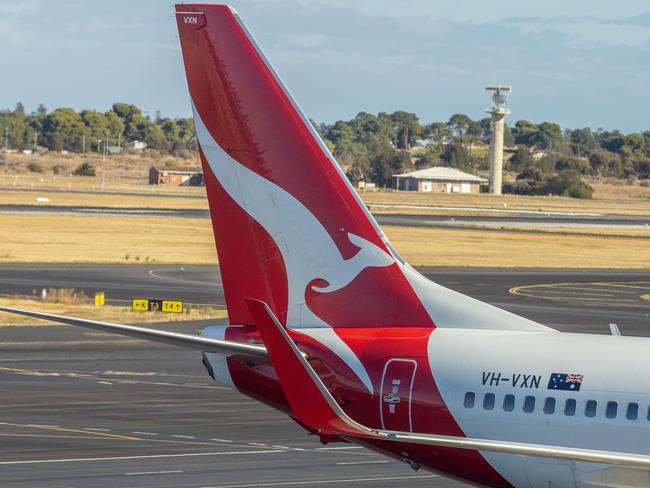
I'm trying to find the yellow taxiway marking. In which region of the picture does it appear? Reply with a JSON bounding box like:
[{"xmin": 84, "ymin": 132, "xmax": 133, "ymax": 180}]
[
  {"xmin": 509, "ymin": 281, "xmax": 650, "ymax": 307},
  {"xmin": 513, "ymin": 289, "xmax": 615, "ymax": 297},
  {"xmin": 0, "ymin": 433, "xmax": 94, "ymax": 439},
  {"xmin": 0, "ymin": 421, "xmax": 286, "ymax": 449}
]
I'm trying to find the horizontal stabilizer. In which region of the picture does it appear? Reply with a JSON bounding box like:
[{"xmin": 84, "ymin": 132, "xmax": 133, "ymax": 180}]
[
  {"xmin": 0, "ymin": 306, "xmax": 267, "ymax": 358},
  {"xmin": 248, "ymin": 298, "xmax": 650, "ymax": 469}
]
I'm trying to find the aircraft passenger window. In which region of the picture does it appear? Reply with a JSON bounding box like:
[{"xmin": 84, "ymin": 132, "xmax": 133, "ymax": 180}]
[
  {"xmin": 503, "ymin": 394, "xmax": 515, "ymax": 412},
  {"xmin": 627, "ymin": 403, "xmax": 639, "ymax": 420},
  {"xmin": 606, "ymin": 401, "xmax": 618, "ymax": 419},
  {"xmin": 464, "ymin": 392, "xmax": 475, "ymax": 408},
  {"xmin": 543, "ymin": 397, "xmax": 556, "ymax": 415},
  {"xmin": 483, "ymin": 393, "xmax": 495, "ymax": 411},
  {"xmin": 564, "ymin": 398, "xmax": 576, "ymax": 416},
  {"xmin": 585, "ymin": 400, "xmax": 597, "ymax": 418},
  {"xmin": 523, "ymin": 395, "xmax": 535, "ymax": 413}
]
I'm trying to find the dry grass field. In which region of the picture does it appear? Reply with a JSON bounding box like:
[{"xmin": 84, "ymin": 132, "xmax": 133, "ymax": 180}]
[
  {"xmin": 1, "ymin": 214, "xmax": 649, "ymax": 268},
  {"xmin": 0, "ymin": 296, "xmax": 227, "ymax": 326},
  {"xmin": 0, "ymin": 214, "xmax": 217, "ymax": 264},
  {"xmin": 1, "ymin": 152, "xmax": 648, "ymax": 268},
  {"xmin": 363, "ymin": 184, "xmax": 650, "ymax": 216},
  {"xmin": 2, "ymin": 153, "xmax": 650, "ymax": 217},
  {"xmin": 384, "ymin": 226, "xmax": 650, "ymax": 268}
]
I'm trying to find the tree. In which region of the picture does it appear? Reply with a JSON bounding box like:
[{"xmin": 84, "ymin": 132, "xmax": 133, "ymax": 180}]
[
  {"xmin": 368, "ymin": 140, "xmax": 409, "ymax": 187},
  {"xmin": 104, "ymin": 110, "xmax": 125, "ymax": 145},
  {"xmin": 112, "ymin": 102, "xmax": 148, "ymax": 141},
  {"xmin": 325, "ymin": 120, "xmax": 355, "ymax": 147},
  {"xmin": 14, "ymin": 102, "xmax": 25, "ymax": 118},
  {"xmin": 508, "ymin": 146, "xmax": 534, "ymax": 170},
  {"xmin": 555, "ymin": 155, "xmax": 591, "ymax": 174},
  {"xmin": 512, "ymin": 120, "xmax": 538, "ymax": 146},
  {"xmin": 73, "ymin": 162, "xmax": 96, "ymax": 176},
  {"xmin": 535, "ymin": 122, "xmax": 562, "ymax": 150},
  {"xmin": 390, "ymin": 111, "xmax": 422, "ymax": 149},
  {"xmin": 424, "ymin": 122, "xmax": 452, "ymax": 147},
  {"xmin": 42, "ymin": 108, "xmax": 86, "ymax": 152},
  {"xmin": 143, "ymin": 123, "xmax": 169, "ymax": 151},
  {"xmin": 448, "ymin": 113, "xmax": 472, "ymax": 143},
  {"xmin": 80, "ymin": 110, "xmax": 108, "ymax": 150},
  {"xmin": 588, "ymin": 149, "xmax": 623, "ymax": 177},
  {"xmin": 36, "ymin": 104, "xmax": 47, "ymax": 117},
  {"xmin": 544, "ymin": 171, "xmax": 593, "ymax": 199},
  {"xmin": 597, "ymin": 131, "xmax": 626, "ymax": 154},
  {"xmin": 569, "ymin": 128, "xmax": 596, "ymax": 155},
  {"xmin": 633, "ymin": 156, "xmax": 650, "ymax": 179},
  {"xmin": 441, "ymin": 140, "xmax": 470, "ymax": 169},
  {"xmin": 415, "ymin": 148, "xmax": 440, "ymax": 169}
]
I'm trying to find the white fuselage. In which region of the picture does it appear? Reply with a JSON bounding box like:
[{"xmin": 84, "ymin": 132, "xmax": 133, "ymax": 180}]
[{"xmin": 430, "ymin": 329, "xmax": 650, "ymax": 488}]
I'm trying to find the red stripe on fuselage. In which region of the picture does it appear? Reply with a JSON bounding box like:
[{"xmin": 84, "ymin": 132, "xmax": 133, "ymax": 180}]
[{"xmin": 223, "ymin": 325, "xmax": 512, "ymax": 487}]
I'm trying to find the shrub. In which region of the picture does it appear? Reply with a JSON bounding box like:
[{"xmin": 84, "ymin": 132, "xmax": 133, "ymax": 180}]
[
  {"xmin": 27, "ymin": 162, "xmax": 44, "ymax": 173},
  {"xmin": 164, "ymin": 159, "xmax": 179, "ymax": 168},
  {"xmin": 52, "ymin": 164, "xmax": 65, "ymax": 175},
  {"xmin": 506, "ymin": 169, "xmax": 593, "ymax": 199},
  {"xmin": 41, "ymin": 288, "xmax": 88, "ymax": 304},
  {"xmin": 73, "ymin": 162, "xmax": 96, "ymax": 176}
]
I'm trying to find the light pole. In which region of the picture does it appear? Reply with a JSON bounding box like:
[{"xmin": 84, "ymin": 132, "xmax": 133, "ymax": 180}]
[{"xmin": 101, "ymin": 133, "xmax": 107, "ymax": 190}]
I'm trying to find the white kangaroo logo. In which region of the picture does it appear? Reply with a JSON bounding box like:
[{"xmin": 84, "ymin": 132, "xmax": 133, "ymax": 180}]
[{"xmin": 193, "ymin": 102, "xmax": 393, "ymax": 392}]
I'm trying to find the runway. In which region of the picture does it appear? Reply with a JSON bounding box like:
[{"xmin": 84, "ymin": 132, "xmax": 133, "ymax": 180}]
[
  {"xmin": 2, "ymin": 203, "xmax": 649, "ymax": 232},
  {"xmin": 0, "ymin": 264, "xmax": 649, "ymax": 486}
]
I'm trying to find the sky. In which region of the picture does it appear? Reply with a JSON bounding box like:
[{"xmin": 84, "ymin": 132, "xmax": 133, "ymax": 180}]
[{"xmin": 1, "ymin": 0, "xmax": 649, "ymax": 132}]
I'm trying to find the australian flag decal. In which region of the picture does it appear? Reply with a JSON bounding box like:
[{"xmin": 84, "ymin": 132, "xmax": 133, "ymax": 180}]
[{"xmin": 548, "ymin": 373, "xmax": 583, "ymax": 391}]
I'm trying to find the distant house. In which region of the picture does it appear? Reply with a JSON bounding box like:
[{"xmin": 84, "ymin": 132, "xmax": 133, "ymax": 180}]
[
  {"xmin": 393, "ymin": 167, "xmax": 487, "ymax": 193},
  {"xmin": 128, "ymin": 140, "xmax": 147, "ymax": 152},
  {"xmin": 149, "ymin": 167, "xmax": 204, "ymax": 186}
]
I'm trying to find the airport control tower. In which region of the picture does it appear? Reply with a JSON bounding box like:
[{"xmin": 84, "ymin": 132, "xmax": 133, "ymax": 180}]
[{"xmin": 485, "ymin": 85, "xmax": 511, "ymax": 195}]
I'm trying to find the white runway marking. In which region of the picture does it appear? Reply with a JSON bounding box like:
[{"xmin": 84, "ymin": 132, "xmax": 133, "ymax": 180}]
[
  {"xmin": 336, "ymin": 461, "xmax": 389, "ymax": 465},
  {"xmin": 133, "ymin": 431, "xmax": 158, "ymax": 436},
  {"xmin": 201, "ymin": 474, "xmax": 440, "ymax": 487},
  {"xmin": 0, "ymin": 449, "xmax": 288, "ymax": 465},
  {"xmin": 171, "ymin": 435, "xmax": 195, "ymax": 439},
  {"xmin": 98, "ymin": 381, "xmax": 113, "ymax": 385},
  {"xmin": 315, "ymin": 446, "xmax": 363, "ymax": 451},
  {"xmin": 126, "ymin": 470, "xmax": 183, "ymax": 476},
  {"xmin": 249, "ymin": 442, "xmax": 267, "ymax": 446},
  {"xmin": 84, "ymin": 428, "xmax": 110, "ymax": 432},
  {"xmin": 210, "ymin": 438, "xmax": 232, "ymax": 443}
]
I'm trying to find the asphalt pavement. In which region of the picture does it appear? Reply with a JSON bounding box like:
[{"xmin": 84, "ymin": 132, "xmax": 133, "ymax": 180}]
[
  {"xmin": 2, "ymin": 203, "xmax": 649, "ymax": 232},
  {"xmin": 0, "ymin": 264, "xmax": 649, "ymax": 487}
]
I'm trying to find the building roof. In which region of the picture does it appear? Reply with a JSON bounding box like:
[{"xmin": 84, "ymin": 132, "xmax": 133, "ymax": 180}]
[
  {"xmin": 393, "ymin": 166, "xmax": 487, "ymax": 183},
  {"xmin": 150, "ymin": 166, "xmax": 202, "ymax": 175}
]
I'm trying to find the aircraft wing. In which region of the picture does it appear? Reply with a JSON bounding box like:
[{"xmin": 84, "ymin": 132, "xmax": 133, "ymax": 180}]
[
  {"xmin": 246, "ymin": 298, "xmax": 650, "ymax": 470},
  {"xmin": 0, "ymin": 306, "xmax": 267, "ymax": 358}
]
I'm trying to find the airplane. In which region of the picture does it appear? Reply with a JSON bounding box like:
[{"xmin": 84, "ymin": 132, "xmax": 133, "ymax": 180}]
[{"xmin": 2, "ymin": 4, "xmax": 650, "ymax": 487}]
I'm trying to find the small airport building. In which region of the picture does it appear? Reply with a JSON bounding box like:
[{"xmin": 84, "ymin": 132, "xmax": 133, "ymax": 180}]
[
  {"xmin": 149, "ymin": 167, "xmax": 204, "ymax": 186},
  {"xmin": 392, "ymin": 167, "xmax": 487, "ymax": 193}
]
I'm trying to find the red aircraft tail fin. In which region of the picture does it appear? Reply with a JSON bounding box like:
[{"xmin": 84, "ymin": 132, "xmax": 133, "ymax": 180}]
[
  {"xmin": 175, "ymin": 4, "xmax": 548, "ymax": 334},
  {"xmin": 175, "ymin": 4, "xmax": 435, "ymax": 329}
]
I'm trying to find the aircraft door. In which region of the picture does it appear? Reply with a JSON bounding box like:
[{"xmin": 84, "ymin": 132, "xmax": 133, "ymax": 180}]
[{"xmin": 380, "ymin": 358, "xmax": 417, "ymax": 432}]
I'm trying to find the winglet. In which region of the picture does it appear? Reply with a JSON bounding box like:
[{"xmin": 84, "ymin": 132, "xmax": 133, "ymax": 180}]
[{"xmin": 245, "ymin": 298, "xmax": 366, "ymax": 436}]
